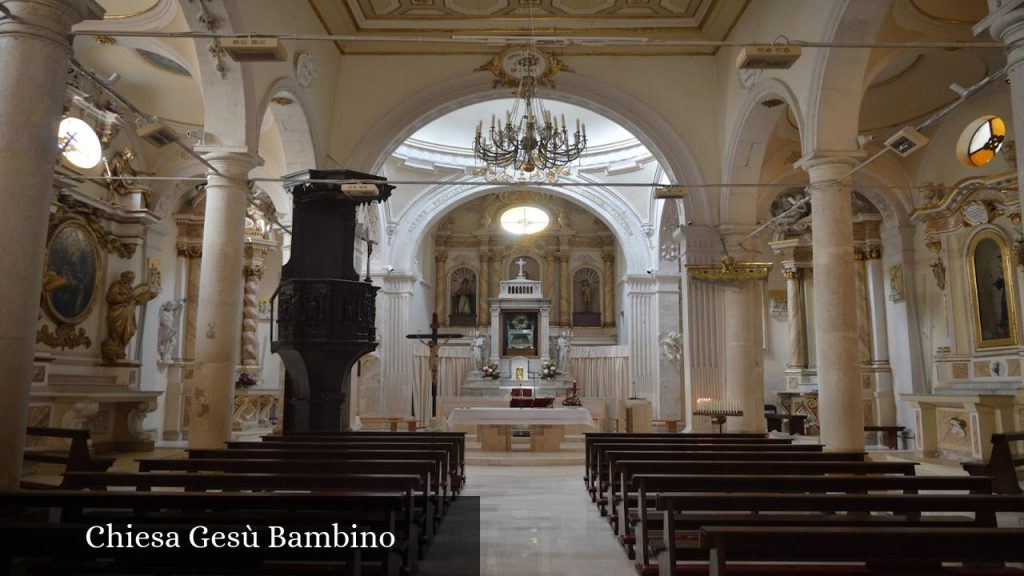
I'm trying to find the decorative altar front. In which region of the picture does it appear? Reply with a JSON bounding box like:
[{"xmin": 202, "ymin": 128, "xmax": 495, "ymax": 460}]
[{"xmin": 447, "ymin": 406, "xmax": 594, "ymax": 451}]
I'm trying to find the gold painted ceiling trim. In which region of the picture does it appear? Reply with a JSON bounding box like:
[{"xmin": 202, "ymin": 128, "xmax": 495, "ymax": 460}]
[
  {"xmin": 687, "ymin": 257, "xmax": 772, "ymax": 282},
  {"xmin": 103, "ymin": 0, "xmax": 161, "ymax": 20}
]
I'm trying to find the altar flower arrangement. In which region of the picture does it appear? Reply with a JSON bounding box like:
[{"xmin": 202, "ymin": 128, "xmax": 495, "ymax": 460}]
[
  {"xmin": 480, "ymin": 361, "xmax": 500, "ymax": 380},
  {"xmin": 540, "ymin": 361, "xmax": 559, "ymax": 379},
  {"xmin": 235, "ymin": 372, "xmax": 257, "ymax": 390}
]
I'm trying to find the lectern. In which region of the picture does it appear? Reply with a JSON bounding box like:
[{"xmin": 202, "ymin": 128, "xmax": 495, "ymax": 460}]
[{"xmin": 271, "ymin": 169, "xmax": 393, "ymax": 432}]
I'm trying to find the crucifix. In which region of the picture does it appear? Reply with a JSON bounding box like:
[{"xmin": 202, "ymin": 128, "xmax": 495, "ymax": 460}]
[
  {"xmin": 360, "ymin": 232, "xmax": 376, "ymax": 283},
  {"xmin": 407, "ymin": 313, "xmax": 463, "ymax": 418},
  {"xmin": 515, "ymin": 257, "xmax": 527, "ymax": 278}
]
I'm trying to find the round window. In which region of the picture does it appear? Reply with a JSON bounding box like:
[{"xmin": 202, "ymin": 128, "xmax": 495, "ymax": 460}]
[
  {"xmin": 500, "ymin": 206, "xmax": 550, "ymax": 235},
  {"xmin": 957, "ymin": 115, "xmax": 1006, "ymax": 167},
  {"xmin": 57, "ymin": 117, "xmax": 103, "ymax": 170}
]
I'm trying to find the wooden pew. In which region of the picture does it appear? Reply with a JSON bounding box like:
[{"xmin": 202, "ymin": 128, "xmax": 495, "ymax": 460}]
[
  {"xmin": 62, "ymin": 470, "xmax": 437, "ymax": 554},
  {"xmin": 584, "ymin": 436, "xmax": 795, "ymax": 496},
  {"xmin": 22, "ymin": 427, "xmax": 115, "ymax": 488},
  {"xmin": 628, "ymin": 473, "xmax": 991, "ymax": 569},
  {"xmin": 654, "ymin": 493, "xmax": 1024, "ymax": 576},
  {"xmin": 600, "ymin": 450, "xmax": 866, "ymax": 517},
  {"xmin": 864, "ymin": 425, "xmax": 905, "ymax": 450},
  {"xmin": 651, "ymin": 491, "xmax": 1024, "ymax": 569},
  {"xmin": 589, "ymin": 441, "xmax": 821, "ymax": 501},
  {"xmin": 0, "ymin": 489, "xmax": 414, "ymax": 575},
  {"xmin": 964, "ymin": 432, "xmax": 1024, "ymax": 495},
  {"xmin": 226, "ymin": 439, "xmax": 464, "ymax": 496},
  {"xmin": 698, "ymin": 526, "xmax": 1024, "ymax": 576},
  {"xmin": 137, "ymin": 458, "xmax": 445, "ymax": 529},
  {"xmin": 188, "ymin": 448, "xmax": 452, "ymax": 509},
  {"xmin": 262, "ymin": 432, "xmax": 468, "ymax": 487}
]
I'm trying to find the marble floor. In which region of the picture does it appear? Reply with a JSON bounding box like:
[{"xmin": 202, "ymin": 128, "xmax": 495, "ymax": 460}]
[{"xmin": 464, "ymin": 464, "xmax": 636, "ymax": 576}]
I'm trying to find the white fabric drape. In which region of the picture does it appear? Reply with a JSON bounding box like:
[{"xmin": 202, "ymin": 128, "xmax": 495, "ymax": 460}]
[
  {"xmin": 569, "ymin": 345, "xmax": 630, "ymax": 400},
  {"xmin": 413, "ymin": 344, "xmax": 473, "ymax": 423}
]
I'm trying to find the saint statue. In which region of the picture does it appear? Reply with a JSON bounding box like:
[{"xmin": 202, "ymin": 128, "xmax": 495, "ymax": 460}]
[
  {"xmin": 157, "ymin": 300, "xmax": 184, "ymax": 364},
  {"xmin": 103, "ymin": 147, "xmax": 151, "ymax": 208},
  {"xmin": 470, "ymin": 332, "xmax": 486, "ymax": 371},
  {"xmin": 101, "ymin": 270, "xmax": 159, "ymax": 364},
  {"xmin": 556, "ymin": 331, "xmax": 571, "ymax": 372},
  {"xmin": 579, "ymin": 278, "xmax": 594, "ymax": 312},
  {"xmin": 454, "ymin": 276, "xmax": 475, "ymax": 316}
]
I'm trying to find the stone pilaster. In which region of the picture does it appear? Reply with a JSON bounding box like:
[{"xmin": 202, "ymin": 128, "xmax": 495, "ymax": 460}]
[
  {"xmin": 545, "ymin": 248, "xmax": 557, "ymax": 303},
  {"xmin": 603, "ymin": 247, "xmax": 616, "ymax": 327},
  {"xmin": 187, "ymin": 150, "xmax": 261, "ymax": 449},
  {"xmin": 0, "ymin": 0, "xmax": 105, "ymax": 489},
  {"xmin": 800, "ymin": 154, "xmax": 864, "ymax": 452},
  {"xmin": 380, "ymin": 273, "xmax": 416, "ymax": 417},
  {"xmin": 433, "ymin": 250, "xmax": 446, "ymax": 325},
  {"xmin": 625, "ymin": 275, "xmax": 660, "ymax": 413},
  {"xmin": 478, "ymin": 250, "xmax": 490, "ymax": 326},
  {"xmin": 559, "ymin": 253, "xmax": 571, "ymax": 326}
]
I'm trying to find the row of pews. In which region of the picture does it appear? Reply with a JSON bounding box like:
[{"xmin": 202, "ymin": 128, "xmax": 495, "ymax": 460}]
[
  {"xmin": 3, "ymin": 429, "xmax": 466, "ymax": 575},
  {"xmin": 584, "ymin": 432, "xmax": 1024, "ymax": 576}
]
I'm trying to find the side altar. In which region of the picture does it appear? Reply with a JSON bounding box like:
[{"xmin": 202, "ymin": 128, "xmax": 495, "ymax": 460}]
[{"xmin": 462, "ymin": 261, "xmax": 573, "ymax": 397}]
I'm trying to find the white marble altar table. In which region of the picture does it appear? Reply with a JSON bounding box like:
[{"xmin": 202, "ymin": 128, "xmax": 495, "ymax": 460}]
[{"xmin": 447, "ymin": 407, "xmax": 593, "ymax": 452}]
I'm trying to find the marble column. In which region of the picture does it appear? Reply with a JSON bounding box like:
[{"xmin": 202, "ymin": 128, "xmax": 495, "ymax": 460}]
[
  {"xmin": 602, "ymin": 248, "xmax": 616, "ymax": 327},
  {"xmin": 783, "ymin": 266, "xmax": 808, "ymax": 372},
  {"xmin": 0, "ymin": 0, "xmax": 105, "ymax": 489},
  {"xmin": 801, "ymin": 155, "xmax": 864, "ymax": 452},
  {"xmin": 865, "ymin": 245, "xmax": 897, "ymax": 426},
  {"xmin": 559, "ymin": 253, "xmax": 571, "ymax": 326},
  {"xmin": 240, "ymin": 264, "xmax": 263, "ymax": 367},
  {"xmin": 434, "ymin": 250, "xmax": 446, "ymax": 324},
  {"xmin": 478, "ymin": 252, "xmax": 490, "ymax": 326},
  {"xmin": 187, "ymin": 151, "xmax": 260, "ymax": 449},
  {"xmin": 977, "ymin": 8, "xmax": 1024, "ymax": 340},
  {"xmin": 721, "ymin": 231, "xmax": 767, "ymax": 434}
]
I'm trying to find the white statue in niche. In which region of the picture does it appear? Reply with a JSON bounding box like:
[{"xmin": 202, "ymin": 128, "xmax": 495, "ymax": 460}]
[{"xmin": 157, "ymin": 299, "xmax": 184, "ymax": 365}]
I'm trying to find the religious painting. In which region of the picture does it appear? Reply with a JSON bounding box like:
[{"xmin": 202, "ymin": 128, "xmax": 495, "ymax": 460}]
[
  {"xmin": 448, "ymin": 267, "xmax": 477, "ymax": 326},
  {"xmin": 503, "ymin": 312, "xmax": 537, "ymax": 356},
  {"xmin": 507, "ymin": 255, "xmax": 540, "ymax": 280},
  {"xmin": 572, "ymin": 267, "xmax": 601, "ymax": 327},
  {"xmin": 43, "ymin": 220, "xmax": 102, "ymax": 325},
  {"xmin": 968, "ymin": 230, "xmax": 1018, "ymax": 348}
]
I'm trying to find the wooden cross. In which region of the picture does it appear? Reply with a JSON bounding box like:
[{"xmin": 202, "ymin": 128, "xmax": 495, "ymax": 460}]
[{"xmin": 407, "ymin": 313, "xmax": 463, "ymax": 418}]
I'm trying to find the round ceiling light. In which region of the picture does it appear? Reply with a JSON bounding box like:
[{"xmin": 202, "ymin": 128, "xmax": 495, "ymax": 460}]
[
  {"xmin": 957, "ymin": 115, "xmax": 1006, "ymax": 167},
  {"xmin": 57, "ymin": 117, "xmax": 103, "ymax": 169},
  {"xmin": 500, "ymin": 206, "xmax": 550, "ymax": 235}
]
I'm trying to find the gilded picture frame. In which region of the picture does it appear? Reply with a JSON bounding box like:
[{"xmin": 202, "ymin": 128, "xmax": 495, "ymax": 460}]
[
  {"xmin": 967, "ymin": 230, "xmax": 1019, "ymax": 349},
  {"xmin": 42, "ymin": 219, "xmax": 102, "ymax": 326}
]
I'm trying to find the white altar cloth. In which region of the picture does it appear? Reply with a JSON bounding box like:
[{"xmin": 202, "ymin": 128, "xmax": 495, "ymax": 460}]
[{"xmin": 447, "ymin": 407, "xmax": 594, "ymax": 428}]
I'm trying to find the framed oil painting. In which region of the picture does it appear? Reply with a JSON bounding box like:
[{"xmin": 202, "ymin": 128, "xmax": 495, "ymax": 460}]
[
  {"xmin": 43, "ymin": 220, "xmax": 101, "ymax": 325},
  {"xmin": 967, "ymin": 230, "xmax": 1018, "ymax": 348}
]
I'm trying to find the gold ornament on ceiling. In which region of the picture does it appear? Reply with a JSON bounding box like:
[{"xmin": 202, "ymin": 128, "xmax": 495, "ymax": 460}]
[{"xmin": 475, "ymin": 46, "xmax": 572, "ymax": 89}]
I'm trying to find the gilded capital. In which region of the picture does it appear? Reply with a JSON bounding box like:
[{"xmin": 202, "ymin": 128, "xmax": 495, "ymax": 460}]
[{"xmin": 782, "ymin": 266, "xmax": 803, "ymax": 280}]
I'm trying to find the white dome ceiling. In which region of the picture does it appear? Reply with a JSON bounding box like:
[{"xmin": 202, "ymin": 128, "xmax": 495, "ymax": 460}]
[{"xmin": 411, "ymin": 98, "xmax": 636, "ymax": 150}]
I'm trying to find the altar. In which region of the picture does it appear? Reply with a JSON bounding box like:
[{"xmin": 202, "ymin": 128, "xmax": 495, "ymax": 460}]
[{"xmin": 447, "ymin": 406, "xmax": 594, "ymax": 451}]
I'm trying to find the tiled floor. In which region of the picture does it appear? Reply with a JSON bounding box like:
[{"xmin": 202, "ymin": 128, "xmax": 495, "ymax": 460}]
[{"xmin": 464, "ymin": 465, "xmax": 636, "ymax": 576}]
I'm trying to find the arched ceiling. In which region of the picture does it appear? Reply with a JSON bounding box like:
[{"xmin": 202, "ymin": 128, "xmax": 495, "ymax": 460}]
[{"xmin": 97, "ymin": 0, "xmax": 161, "ymax": 19}]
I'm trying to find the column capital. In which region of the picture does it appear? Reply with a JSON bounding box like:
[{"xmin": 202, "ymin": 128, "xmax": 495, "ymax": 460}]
[
  {"xmin": 782, "ymin": 265, "xmax": 803, "ymax": 280},
  {"xmin": 794, "ymin": 152, "xmax": 865, "ymax": 182},
  {"xmin": 975, "ymin": 1, "xmax": 1024, "ymax": 46},
  {"xmin": 196, "ymin": 148, "xmax": 263, "ymax": 178},
  {"xmin": 1, "ymin": 0, "xmax": 104, "ymax": 47}
]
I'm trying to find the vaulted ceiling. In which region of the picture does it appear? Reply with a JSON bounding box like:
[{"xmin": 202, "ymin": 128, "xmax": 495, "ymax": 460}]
[{"xmin": 308, "ymin": 0, "xmax": 749, "ymax": 54}]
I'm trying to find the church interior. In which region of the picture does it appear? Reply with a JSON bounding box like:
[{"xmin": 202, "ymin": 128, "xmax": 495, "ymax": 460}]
[{"xmin": 2, "ymin": 0, "xmax": 1024, "ymax": 574}]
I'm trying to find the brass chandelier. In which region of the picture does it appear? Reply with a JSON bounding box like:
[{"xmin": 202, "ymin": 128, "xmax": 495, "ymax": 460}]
[{"xmin": 473, "ymin": 74, "xmax": 587, "ymax": 173}]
